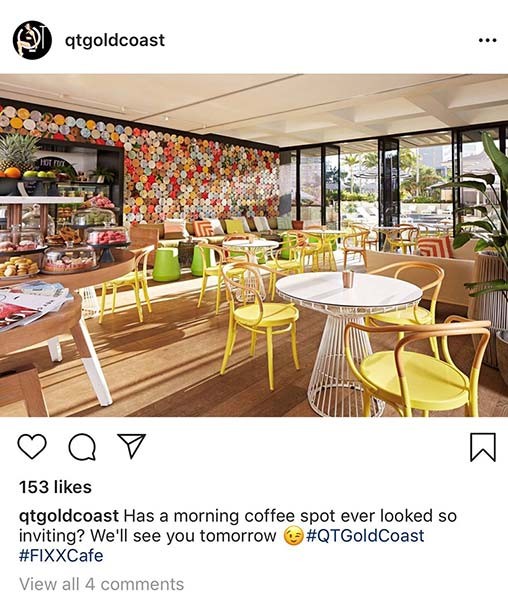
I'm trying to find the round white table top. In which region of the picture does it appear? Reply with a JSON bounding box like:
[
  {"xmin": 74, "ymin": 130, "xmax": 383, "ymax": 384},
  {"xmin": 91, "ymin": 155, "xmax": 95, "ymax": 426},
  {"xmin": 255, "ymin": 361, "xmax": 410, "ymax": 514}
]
[
  {"xmin": 276, "ymin": 272, "xmax": 422, "ymax": 316},
  {"xmin": 223, "ymin": 239, "xmax": 278, "ymax": 250}
]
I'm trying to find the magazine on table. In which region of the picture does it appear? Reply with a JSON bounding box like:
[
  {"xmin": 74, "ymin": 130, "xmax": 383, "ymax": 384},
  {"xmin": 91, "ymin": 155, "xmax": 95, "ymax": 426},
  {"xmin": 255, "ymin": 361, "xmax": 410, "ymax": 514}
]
[{"xmin": 0, "ymin": 280, "xmax": 71, "ymax": 333}]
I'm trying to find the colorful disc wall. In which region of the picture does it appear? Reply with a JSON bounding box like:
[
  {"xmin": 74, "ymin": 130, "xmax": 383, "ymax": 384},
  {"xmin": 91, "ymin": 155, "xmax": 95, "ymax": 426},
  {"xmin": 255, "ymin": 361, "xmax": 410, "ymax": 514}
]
[{"xmin": 0, "ymin": 104, "xmax": 280, "ymax": 224}]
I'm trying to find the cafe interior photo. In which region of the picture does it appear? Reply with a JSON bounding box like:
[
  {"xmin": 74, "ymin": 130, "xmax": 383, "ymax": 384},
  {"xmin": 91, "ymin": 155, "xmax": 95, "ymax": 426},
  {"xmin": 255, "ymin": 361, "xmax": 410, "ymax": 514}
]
[{"xmin": 0, "ymin": 73, "xmax": 506, "ymax": 418}]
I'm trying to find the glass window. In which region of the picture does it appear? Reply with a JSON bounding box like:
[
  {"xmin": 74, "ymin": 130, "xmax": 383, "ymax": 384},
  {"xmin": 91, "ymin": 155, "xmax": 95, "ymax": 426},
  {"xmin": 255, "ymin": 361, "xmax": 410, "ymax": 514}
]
[
  {"xmin": 399, "ymin": 132, "xmax": 452, "ymax": 233},
  {"xmin": 325, "ymin": 146, "xmax": 339, "ymax": 228},
  {"xmin": 279, "ymin": 150, "xmax": 296, "ymax": 219},
  {"xmin": 339, "ymin": 140, "xmax": 378, "ymax": 229},
  {"xmin": 459, "ymin": 128, "xmax": 501, "ymax": 228},
  {"xmin": 300, "ymin": 147, "xmax": 322, "ymax": 225}
]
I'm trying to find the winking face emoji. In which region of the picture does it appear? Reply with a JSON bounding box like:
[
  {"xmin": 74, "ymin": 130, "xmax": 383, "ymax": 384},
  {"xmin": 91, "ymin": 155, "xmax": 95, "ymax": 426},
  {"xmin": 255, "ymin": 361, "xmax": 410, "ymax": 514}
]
[{"xmin": 284, "ymin": 526, "xmax": 304, "ymax": 546}]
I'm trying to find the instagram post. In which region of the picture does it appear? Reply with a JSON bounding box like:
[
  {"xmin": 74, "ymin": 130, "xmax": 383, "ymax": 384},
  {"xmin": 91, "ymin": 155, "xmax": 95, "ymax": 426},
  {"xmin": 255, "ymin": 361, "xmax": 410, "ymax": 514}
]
[{"xmin": 0, "ymin": 1, "xmax": 507, "ymax": 598}]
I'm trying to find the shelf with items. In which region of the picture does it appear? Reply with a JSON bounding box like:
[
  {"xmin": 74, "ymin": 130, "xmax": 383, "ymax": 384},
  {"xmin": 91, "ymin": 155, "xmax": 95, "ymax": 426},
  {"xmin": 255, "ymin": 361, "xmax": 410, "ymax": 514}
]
[{"xmin": 57, "ymin": 181, "xmax": 111, "ymax": 201}]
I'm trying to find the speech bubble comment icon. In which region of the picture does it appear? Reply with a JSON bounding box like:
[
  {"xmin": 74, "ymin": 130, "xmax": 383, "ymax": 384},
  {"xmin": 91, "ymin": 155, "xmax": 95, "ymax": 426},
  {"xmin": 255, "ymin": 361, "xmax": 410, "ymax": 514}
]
[{"xmin": 68, "ymin": 433, "xmax": 96, "ymax": 461}]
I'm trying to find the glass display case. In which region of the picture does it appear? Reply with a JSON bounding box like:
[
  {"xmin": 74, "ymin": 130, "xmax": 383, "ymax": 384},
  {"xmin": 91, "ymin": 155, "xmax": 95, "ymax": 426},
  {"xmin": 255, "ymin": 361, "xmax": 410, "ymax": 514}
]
[
  {"xmin": 22, "ymin": 204, "xmax": 56, "ymax": 235},
  {"xmin": 72, "ymin": 207, "xmax": 116, "ymax": 227},
  {"xmin": 41, "ymin": 243, "xmax": 97, "ymax": 274},
  {"xmin": 54, "ymin": 183, "xmax": 115, "ymax": 227},
  {"xmin": 0, "ymin": 227, "xmax": 44, "ymax": 253},
  {"xmin": 86, "ymin": 226, "xmax": 129, "ymax": 246},
  {"xmin": 18, "ymin": 229, "xmax": 43, "ymax": 251},
  {"xmin": 0, "ymin": 230, "xmax": 16, "ymax": 252}
]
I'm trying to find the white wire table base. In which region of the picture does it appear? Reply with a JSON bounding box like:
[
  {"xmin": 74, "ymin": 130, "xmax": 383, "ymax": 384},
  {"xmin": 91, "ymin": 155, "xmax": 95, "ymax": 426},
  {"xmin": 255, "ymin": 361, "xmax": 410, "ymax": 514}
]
[{"xmin": 308, "ymin": 315, "xmax": 384, "ymax": 418}]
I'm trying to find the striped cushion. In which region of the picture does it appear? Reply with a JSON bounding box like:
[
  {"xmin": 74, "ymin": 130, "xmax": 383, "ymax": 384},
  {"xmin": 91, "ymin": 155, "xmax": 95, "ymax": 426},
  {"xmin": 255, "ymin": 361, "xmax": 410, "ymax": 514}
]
[
  {"xmin": 416, "ymin": 236, "xmax": 453, "ymax": 258},
  {"xmin": 194, "ymin": 220, "xmax": 214, "ymax": 237}
]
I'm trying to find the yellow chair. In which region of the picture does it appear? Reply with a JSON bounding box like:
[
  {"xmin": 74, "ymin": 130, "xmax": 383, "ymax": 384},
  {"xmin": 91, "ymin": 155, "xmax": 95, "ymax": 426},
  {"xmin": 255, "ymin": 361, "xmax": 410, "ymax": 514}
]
[
  {"xmin": 352, "ymin": 224, "xmax": 378, "ymax": 250},
  {"xmin": 386, "ymin": 225, "xmax": 419, "ymax": 254},
  {"xmin": 287, "ymin": 230, "xmax": 322, "ymax": 271},
  {"xmin": 367, "ymin": 261, "xmax": 444, "ymax": 358},
  {"xmin": 344, "ymin": 317, "xmax": 491, "ymax": 417},
  {"xmin": 196, "ymin": 243, "xmax": 248, "ymax": 314},
  {"xmin": 265, "ymin": 232, "xmax": 305, "ymax": 299},
  {"xmin": 99, "ymin": 245, "xmax": 154, "ymax": 324},
  {"xmin": 219, "ymin": 262, "xmax": 300, "ymax": 391},
  {"xmin": 342, "ymin": 226, "xmax": 369, "ymax": 269},
  {"xmin": 305, "ymin": 225, "xmax": 340, "ymax": 271}
]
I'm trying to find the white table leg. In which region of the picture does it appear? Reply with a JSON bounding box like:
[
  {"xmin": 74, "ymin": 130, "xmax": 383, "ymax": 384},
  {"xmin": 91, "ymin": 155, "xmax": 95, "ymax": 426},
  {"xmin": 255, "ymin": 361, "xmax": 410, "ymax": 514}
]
[
  {"xmin": 70, "ymin": 318, "xmax": 112, "ymax": 407},
  {"xmin": 47, "ymin": 337, "xmax": 62, "ymax": 363},
  {"xmin": 308, "ymin": 315, "xmax": 384, "ymax": 417}
]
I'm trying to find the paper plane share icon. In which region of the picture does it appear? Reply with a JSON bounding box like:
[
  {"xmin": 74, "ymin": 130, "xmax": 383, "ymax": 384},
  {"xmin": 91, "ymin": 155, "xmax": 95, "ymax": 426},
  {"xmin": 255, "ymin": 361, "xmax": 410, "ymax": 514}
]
[{"xmin": 117, "ymin": 434, "xmax": 146, "ymax": 459}]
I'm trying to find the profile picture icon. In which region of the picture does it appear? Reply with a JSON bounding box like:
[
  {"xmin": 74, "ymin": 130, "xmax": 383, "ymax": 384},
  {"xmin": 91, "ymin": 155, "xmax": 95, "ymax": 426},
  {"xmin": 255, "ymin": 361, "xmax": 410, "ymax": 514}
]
[{"xmin": 13, "ymin": 21, "xmax": 52, "ymax": 60}]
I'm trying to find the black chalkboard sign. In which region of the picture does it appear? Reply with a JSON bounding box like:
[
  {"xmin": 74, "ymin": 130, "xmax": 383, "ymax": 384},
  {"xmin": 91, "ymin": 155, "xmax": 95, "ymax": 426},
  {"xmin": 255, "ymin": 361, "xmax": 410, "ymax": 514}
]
[{"xmin": 35, "ymin": 156, "xmax": 77, "ymax": 177}]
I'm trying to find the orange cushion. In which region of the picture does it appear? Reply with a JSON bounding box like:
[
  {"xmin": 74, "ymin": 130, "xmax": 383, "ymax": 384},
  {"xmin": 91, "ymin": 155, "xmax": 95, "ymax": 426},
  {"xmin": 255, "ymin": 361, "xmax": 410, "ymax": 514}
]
[
  {"xmin": 194, "ymin": 220, "xmax": 214, "ymax": 237},
  {"xmin": 417, "ymin": 236, "xmax": 453, "ymax": 258},
  {"xmin": 163, "ymin": 219, "xmax": 189, "ymax": 240}
]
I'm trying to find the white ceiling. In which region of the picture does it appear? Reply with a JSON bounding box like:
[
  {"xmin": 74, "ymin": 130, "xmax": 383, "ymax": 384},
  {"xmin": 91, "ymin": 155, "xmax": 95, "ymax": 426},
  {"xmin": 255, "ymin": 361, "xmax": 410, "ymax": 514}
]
[{"xmin": 1, "ymin": 73, "xmax": 508, "ymax": 147}]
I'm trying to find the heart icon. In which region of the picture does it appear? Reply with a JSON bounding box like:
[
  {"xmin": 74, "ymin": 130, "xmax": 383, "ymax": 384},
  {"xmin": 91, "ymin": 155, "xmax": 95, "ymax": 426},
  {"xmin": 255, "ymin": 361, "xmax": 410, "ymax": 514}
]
[{"xmin": 17, "ymin": 434, "xmax": 47, "ymax": 460}]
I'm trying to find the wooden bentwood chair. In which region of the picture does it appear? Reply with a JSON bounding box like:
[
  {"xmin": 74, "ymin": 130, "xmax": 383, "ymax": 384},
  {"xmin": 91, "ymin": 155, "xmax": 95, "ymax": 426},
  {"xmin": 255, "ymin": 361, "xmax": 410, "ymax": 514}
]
[
  {"xmin": 219, "ymin": 262, "xmax": 300, "ymax": 391},
  {"xmin": 196, "ymin": 242, "xmax": 248, "ymax": 314},
  {"xmin": 99, "ymin": 245, "xmax": 154, "ymax": 324},
  {"xmin": 386, "ymin": 225, "xmax": 419, "ymax": 254},
  {"xmin": 344, "ymin": 317, "xmax": 491, "ymax": 417},
  {"xmin": 265, "ymin": 232, "xmax": 306, "ymax": 299},
  {"xmin": 342, "ymin": 226, "xmax": 369, "ymax": 269},
  {"xmin": 367, "ymin": 262, "xmax": 445, "ymax": 358}
]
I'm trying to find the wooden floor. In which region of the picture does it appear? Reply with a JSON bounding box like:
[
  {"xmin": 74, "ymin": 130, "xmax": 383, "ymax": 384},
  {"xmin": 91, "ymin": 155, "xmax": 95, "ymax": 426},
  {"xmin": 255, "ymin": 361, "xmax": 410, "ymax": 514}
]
[{"xmin": 0, "ymin": 269, "xmax": 507, "ymax": 418}]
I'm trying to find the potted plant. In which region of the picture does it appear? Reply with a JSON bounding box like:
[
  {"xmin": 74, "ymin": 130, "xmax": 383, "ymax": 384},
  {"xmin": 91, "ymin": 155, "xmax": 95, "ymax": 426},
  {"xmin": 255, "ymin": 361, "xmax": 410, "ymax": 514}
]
[
  {"xmin": 438, "ymin": 131, "xmax": 508, "ymax": 381},
  {"xmin": 91, "ymin": 167, "xmax": 116, "ymax": 184}
]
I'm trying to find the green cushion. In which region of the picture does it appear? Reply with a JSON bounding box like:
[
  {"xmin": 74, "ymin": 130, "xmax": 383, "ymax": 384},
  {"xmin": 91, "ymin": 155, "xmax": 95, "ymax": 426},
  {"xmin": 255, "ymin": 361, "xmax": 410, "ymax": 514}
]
[{"xmin": 225, "ymin": 220, "xmax": 245, "ymax": 234}]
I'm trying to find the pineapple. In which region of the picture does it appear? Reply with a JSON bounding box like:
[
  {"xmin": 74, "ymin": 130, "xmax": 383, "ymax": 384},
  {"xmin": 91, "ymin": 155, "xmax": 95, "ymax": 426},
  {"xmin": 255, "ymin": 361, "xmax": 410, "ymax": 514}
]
[{"xmin": 0, "ymin": 133, "xmax": 40, "ymax": 173}]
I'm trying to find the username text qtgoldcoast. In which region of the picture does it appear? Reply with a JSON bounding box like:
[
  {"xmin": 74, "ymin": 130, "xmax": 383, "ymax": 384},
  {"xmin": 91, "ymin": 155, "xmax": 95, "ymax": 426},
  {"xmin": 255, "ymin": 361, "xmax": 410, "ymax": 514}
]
[{"xmin": 65, "ymin": 33, "xmax": 166, "ymax": 51}]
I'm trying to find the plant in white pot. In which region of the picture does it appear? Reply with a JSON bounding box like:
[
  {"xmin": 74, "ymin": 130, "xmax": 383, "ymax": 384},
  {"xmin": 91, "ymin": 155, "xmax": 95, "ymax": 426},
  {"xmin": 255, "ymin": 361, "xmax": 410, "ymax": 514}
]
[{"xmin": 438, "ymin": 132, "xmax": 508, "ymax": 381}]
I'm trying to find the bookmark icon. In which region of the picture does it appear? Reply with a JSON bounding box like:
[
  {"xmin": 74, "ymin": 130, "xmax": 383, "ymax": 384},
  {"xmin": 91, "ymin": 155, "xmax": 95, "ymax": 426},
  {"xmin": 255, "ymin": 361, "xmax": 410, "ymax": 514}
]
[
  {"xmin": 470, "ymin": 432, "xmax": 496, "ymax": 462},
  {"xmin": 117, "ymin": 434, "xmax": 146, "ymax": 459}
]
